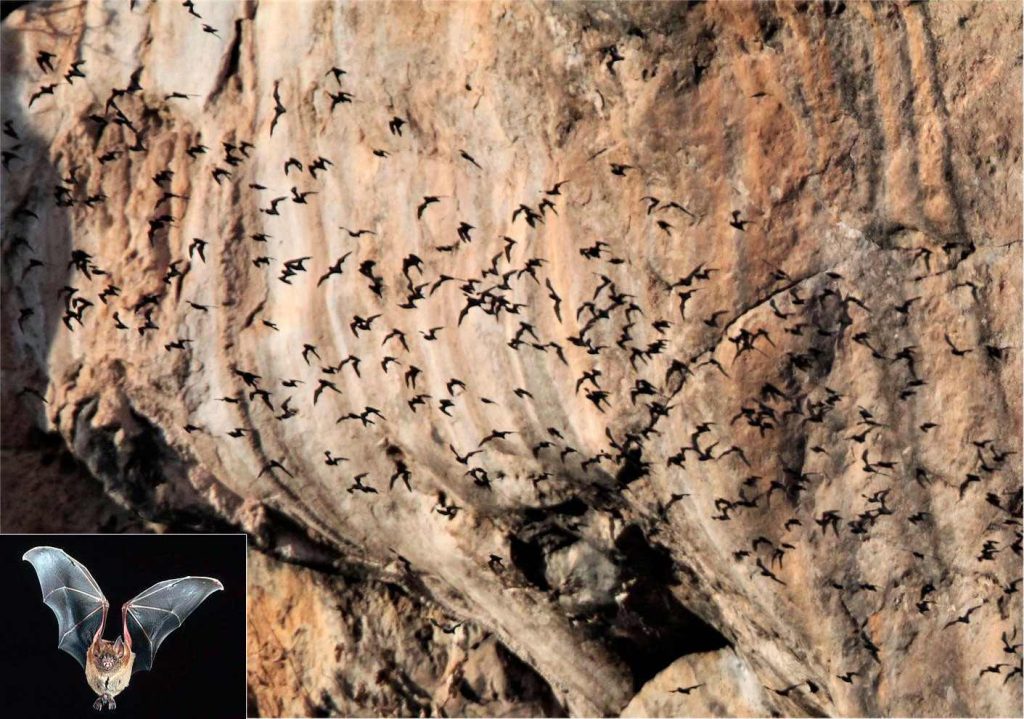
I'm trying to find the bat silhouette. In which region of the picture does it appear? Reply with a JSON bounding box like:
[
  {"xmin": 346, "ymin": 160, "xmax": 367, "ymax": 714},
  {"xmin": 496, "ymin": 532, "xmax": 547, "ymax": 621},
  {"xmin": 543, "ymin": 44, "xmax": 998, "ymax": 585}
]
[{"xmin": 23, "ymin": 546, "xmax": 222, "ymax": 711}]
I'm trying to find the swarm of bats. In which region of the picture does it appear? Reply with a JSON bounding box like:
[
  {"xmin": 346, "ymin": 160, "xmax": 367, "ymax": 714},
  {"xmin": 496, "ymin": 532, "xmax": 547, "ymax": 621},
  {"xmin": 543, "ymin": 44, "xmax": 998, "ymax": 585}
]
[{"xmin": 23, "ymin": 546, "xmax": 222, "ymax": 711}]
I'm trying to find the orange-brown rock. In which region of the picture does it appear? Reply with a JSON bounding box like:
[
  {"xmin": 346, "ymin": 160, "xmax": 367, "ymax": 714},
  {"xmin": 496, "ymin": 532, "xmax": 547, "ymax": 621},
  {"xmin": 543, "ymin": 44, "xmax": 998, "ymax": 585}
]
[{"xmin": 246, "ymin": 549, "xmax": 561, "ymax": 717}]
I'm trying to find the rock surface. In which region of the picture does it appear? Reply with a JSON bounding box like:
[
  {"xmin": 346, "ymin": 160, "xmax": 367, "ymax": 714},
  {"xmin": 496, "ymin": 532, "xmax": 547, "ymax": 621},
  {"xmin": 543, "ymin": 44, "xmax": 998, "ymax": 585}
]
[
  {"xmin": 247, "ymin": 549, "xmax": 562, "ymax": 718},
  {"xmin": 621, "ymin": 648, "xmax": 771, "ymax": 718},
  {"xmin": 1, "ymin": 423, "xmax": 147, "ymax": 533},
  {"xmin": 2, "ymin": 0, "xmax": 1022, "ymax": 716}
]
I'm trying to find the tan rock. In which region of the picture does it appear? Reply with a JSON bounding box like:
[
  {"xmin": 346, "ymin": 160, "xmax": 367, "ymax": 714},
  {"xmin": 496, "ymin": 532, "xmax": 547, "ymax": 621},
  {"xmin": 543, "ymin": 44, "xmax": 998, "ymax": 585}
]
[
  {"xmin": 246, "ymin": 548, "xmax": 561, "ymax": 718},
  {"xmin": 621, "ymin": 648, "xmax": 770, "ymax": 718}
]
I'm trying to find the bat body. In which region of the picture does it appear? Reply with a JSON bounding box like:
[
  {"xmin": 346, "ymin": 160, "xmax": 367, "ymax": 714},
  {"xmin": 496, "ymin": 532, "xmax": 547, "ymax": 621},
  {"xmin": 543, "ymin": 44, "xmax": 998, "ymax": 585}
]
[
  {"xmin": 85, "ymin": 637, "xmax": 134, "ymax": 705},
  {"xmin": 23, "ymin": 546, "xmax": 222, "ymax": 711}
]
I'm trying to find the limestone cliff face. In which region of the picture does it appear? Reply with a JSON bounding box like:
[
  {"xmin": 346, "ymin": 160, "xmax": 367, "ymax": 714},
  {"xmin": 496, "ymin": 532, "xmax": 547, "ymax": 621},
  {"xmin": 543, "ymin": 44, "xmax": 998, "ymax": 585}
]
[
  {"xmin": 1, "ymin": 1, "xmax": 1021, "ymax": 716},
  {"xmin": 246, "ymin": 549, "xmax": 562, "ymax": 718}
]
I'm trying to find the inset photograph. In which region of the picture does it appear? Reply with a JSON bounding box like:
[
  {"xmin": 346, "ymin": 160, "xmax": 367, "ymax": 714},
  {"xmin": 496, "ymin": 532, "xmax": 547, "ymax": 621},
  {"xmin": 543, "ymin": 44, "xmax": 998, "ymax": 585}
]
[{"xmin": 0, "ymin": 534, "xmax": 245, "ymax": 719}]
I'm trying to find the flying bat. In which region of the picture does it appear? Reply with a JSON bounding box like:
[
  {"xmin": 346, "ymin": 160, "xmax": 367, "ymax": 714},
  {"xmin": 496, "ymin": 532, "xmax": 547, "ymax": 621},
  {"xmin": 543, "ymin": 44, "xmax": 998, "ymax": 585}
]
[{"xmin": 23, "ymin": 546, "xmax": 222, "ymax": 711}]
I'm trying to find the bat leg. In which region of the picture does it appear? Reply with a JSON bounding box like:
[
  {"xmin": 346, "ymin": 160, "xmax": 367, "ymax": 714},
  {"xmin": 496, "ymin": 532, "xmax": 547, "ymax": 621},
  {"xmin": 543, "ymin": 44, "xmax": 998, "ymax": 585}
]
[{"xmin": 93, "ymin": 693, "xmax": 116, "ymax": 711}]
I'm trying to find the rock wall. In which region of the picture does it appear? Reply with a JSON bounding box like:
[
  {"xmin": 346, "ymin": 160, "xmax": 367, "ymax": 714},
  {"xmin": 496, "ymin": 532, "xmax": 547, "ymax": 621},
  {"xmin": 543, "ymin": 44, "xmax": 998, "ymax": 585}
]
[
  {"xmin": 621, "ymin": 648, "xmax": 772, "ymax": 718},
  {"xmin": 247, "ymin": 549, "xmax": 562, "ymax": 718},
  {"xmin": 2, "ymin": 0, "xmax": 1021, "ymax": 716}
]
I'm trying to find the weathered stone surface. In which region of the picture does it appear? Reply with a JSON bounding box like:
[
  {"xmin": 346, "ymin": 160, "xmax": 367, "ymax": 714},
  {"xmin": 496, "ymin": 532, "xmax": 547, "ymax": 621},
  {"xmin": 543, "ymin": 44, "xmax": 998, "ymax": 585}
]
[
  {"xmin": 246, "ymin": 549, "xmax": 562, "ymax": 718},
  {"xmin": 2, "ymin": 0, "xmax": 1021, "ymax": 716},
  {"xmin": 1, "ymin": 434, "xmax": 147, "ymax": 533},
  {"xmin": 621, "ymin": 648, "xmax": 771, "ymax": 718}
]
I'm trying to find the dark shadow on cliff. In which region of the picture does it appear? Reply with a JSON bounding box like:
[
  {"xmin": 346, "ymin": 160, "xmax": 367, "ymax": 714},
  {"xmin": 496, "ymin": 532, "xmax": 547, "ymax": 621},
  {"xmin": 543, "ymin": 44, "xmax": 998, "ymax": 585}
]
[
  {"xmin": 1, "ymin": 4, "xmax": 236, "ymax": 534},
  {"xmin": 1, "ymin": 5, "xmax": 77, "ymax": 528},
  {"xmin": 612, "ymin": 525, "xmax": 729, "ymax": 689},
  {"xmin": 509, "ymin": 487, "xmax": 730, "ymax": 694},
  {"xmin": 0, "ymin": 1, "xmax": 34, "ymax": 23}
]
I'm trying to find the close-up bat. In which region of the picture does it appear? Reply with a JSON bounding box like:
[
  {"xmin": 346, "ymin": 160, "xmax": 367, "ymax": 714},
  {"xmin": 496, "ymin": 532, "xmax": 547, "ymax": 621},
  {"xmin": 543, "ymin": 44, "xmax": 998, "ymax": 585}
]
[{"xmin": 23, "ymin": 546, "xmax": 223, "ymax": 711}]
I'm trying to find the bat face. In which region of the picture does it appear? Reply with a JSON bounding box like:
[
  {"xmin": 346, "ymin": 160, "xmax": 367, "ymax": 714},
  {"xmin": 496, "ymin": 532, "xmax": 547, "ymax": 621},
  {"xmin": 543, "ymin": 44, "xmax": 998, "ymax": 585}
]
[
  {"xmin": 23, "ymin": 546, "xmax": 222, "ymax": 712},
  {"xmin": 91, "ymin": 637, "xmax": 131, "ymax": 673}
]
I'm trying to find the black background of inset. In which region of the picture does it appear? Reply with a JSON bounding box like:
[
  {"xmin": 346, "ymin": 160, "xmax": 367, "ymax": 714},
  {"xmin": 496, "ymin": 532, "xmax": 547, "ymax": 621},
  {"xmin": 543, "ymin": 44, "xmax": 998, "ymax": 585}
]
[{"xmin": 0, "ymin": 534, "xmax": 245, "ymax": 719}]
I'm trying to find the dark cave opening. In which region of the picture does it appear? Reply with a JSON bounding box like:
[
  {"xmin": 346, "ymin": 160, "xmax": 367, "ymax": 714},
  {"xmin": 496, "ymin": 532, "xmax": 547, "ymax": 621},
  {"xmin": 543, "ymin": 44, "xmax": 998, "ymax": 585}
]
[
  {"xmin": 610, "ymin": 524, "xmax": 730, "ymax": 690},
  {"xmin": 509, "ymin": 496, "xmax": 732, "ymax": 693},
  {"xmin": 509, "ymin": 533, "xmax": 555, "ymax": 591}
]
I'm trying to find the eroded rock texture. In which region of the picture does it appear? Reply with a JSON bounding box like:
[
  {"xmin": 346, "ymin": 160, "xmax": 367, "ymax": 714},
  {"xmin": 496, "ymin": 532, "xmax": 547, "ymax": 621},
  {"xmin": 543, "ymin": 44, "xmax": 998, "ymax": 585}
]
[
  {"xmin": 1, "ymin": 0, "xmax": 1021, "ymax": 716},
  {"xmin": 247, "ymin": 549, "xmax": 562, "ymax": 718}
]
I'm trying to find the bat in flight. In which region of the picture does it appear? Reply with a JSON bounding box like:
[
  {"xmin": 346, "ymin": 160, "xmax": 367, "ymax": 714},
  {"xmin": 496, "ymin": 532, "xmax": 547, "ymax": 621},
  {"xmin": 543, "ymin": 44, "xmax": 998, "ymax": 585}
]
[{"xmin": 23, "ymin": 546, "xmax": 222, "ymax": 711}]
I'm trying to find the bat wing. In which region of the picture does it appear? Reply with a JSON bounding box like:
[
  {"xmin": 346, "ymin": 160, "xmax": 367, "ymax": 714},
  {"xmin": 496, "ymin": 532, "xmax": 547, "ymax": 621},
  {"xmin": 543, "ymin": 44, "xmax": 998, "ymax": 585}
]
[
  {"xmin": 124, "ymin": 576, "xmax": 223, "ymax": 674},
  {"xmin": 23, "ymin": 546, "xmax": 109, "ymax": 669}
]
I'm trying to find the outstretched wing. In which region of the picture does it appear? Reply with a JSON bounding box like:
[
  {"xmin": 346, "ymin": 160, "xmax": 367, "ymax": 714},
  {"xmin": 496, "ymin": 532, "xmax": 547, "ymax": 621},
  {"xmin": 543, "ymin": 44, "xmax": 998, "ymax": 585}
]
[
  {"xmin": 23, "ymin": 546, "xmax": 109, "ymax": 669},
  {"xmin": 124, "ymin": 576, "xmax": 223, "ymax": 673}
]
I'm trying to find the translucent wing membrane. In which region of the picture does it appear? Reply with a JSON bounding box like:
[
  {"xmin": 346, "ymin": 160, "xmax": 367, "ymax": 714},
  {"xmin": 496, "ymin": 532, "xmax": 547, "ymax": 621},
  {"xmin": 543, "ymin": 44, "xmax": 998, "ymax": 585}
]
[
  {"xmin": 23, "ymin": 546, "xmax": 109, "ymax": 669},
  {"xmin": 125, "ymin": 576, "xmax": 223, "ymax": 673}
]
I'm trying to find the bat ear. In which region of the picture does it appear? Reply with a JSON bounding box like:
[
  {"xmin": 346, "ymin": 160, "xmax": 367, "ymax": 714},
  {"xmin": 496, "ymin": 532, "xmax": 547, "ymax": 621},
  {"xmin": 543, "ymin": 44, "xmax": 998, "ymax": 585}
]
[{"xmin": 113, "ymin": 636, "xmax": 124, "ymax": 655}]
